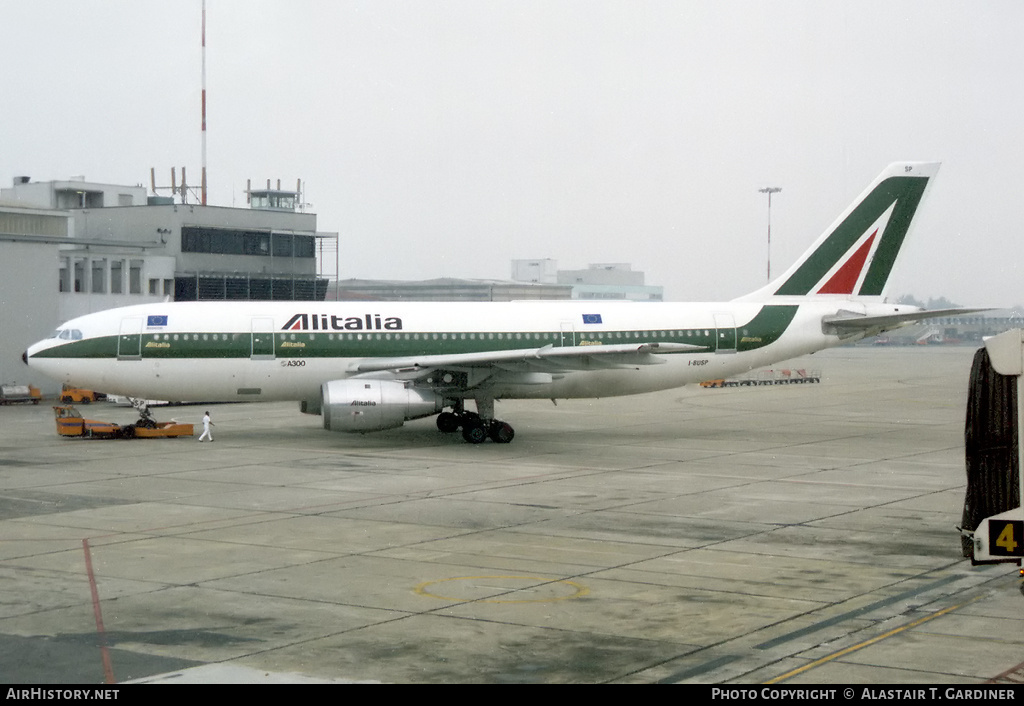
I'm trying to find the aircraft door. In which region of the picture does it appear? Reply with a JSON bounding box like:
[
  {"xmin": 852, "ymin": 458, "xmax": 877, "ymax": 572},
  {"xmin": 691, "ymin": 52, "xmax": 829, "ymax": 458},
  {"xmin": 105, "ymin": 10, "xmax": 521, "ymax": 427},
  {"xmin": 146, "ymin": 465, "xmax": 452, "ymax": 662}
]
[
  {"xmin": 251, "ymin": 318, "xmax": 276, "ymax": 359},
  {"xmin": 559, "ymin": 322, "xmax": 576, "ymax": 347},
  {"xmin": 714, "ymin": 313, "xmax": 737, "ymax": 353},
  {"xmin": 117, "ymin": 317, "xmax": 143, "ymax": 360}
]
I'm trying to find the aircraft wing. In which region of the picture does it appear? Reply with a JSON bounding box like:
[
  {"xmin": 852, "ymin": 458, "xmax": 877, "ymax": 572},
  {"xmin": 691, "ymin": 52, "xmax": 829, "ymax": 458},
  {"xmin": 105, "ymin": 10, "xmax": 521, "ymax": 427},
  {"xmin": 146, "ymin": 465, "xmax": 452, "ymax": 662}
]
[
  {"xmin": 822, "ymin": 307, "xmax": 989, "ymax": 338},
  {"xmin": 350, "ymin": 341, "xmax": 706, "ymax": 375}
]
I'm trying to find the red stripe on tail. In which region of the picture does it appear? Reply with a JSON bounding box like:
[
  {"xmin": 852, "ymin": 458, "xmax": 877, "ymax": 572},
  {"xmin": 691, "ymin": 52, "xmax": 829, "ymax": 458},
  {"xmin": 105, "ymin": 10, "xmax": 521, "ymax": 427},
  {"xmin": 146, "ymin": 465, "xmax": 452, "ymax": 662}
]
[{"xmin": 816, "ymin": 231, "xmax": 877, "ymax": 294}]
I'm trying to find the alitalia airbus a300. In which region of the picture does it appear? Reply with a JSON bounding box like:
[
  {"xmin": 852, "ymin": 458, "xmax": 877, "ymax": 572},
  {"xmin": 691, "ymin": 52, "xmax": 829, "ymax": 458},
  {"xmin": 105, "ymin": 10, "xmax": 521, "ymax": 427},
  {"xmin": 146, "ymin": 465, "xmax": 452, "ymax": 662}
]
[{"xmin": 26, "ymin": 162, "xmax": 975, "ymax": 443}]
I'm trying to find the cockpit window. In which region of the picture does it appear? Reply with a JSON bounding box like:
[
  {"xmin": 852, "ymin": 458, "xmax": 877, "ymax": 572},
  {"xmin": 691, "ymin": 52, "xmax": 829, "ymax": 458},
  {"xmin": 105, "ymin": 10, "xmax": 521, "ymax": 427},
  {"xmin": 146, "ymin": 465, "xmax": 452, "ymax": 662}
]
[{"xmin": 51, "ymin": 329, "xmax": 83, "ymax": 341}]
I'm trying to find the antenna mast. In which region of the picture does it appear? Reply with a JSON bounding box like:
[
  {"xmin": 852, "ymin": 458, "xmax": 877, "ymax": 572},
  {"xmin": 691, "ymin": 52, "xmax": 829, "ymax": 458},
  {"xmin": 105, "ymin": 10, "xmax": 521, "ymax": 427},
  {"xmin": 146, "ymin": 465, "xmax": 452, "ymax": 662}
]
[{"xmin": 201, "ymin": 0, "xmax": 208, "ymax": 205}]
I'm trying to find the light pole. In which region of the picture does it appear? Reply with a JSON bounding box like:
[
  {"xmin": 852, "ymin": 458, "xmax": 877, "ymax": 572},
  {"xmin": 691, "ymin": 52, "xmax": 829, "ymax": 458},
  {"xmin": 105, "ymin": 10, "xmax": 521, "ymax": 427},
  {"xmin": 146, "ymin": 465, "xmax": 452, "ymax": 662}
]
[{"xmin": 759, "ymin": 186, "xmax": 782, "ymax": 282}]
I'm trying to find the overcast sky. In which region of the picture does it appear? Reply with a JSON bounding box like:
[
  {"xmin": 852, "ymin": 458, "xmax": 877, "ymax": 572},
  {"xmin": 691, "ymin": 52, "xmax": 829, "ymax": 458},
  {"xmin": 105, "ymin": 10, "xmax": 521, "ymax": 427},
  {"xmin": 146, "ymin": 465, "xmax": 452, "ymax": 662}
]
[{"xmin": 2, "ymin": 1, "xmax": 1021, "ymax": 305}]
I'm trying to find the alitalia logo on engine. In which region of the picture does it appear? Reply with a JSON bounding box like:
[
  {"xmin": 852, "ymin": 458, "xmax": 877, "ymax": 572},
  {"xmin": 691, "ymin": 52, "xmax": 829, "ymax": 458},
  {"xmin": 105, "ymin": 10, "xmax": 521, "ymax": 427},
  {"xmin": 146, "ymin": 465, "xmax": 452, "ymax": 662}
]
[{"xmin": 282, "ymin": 313, "xmax": 403, "ymax": 331}]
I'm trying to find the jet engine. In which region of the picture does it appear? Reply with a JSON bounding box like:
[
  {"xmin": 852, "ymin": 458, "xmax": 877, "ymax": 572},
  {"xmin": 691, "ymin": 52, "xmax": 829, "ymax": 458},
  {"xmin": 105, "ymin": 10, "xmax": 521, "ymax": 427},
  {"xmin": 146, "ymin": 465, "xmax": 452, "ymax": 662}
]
[{"xmin": 321, "ymin": 379, "xmax": 444, "ymax": 432}]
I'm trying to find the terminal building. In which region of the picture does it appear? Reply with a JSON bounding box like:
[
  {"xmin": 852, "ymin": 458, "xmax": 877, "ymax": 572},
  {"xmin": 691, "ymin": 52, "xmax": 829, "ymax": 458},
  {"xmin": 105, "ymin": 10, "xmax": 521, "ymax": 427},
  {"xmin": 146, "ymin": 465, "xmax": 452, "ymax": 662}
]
[{"xmin": 0, "ymin": 176, "xmax": 334, "ymax": 392}]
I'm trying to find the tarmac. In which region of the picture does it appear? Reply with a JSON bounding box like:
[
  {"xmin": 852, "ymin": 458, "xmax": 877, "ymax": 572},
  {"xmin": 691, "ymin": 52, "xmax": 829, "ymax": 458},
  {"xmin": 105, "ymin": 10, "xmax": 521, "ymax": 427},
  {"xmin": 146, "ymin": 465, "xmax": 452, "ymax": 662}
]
[{"xmin": 1, "ymin": 344, "xmax": 1022, "ymax": 685}]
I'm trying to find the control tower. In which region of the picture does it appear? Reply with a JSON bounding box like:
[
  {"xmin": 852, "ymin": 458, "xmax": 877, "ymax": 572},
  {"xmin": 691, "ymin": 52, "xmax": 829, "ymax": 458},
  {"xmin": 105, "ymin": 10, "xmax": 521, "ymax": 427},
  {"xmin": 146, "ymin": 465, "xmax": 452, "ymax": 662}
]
[{"xmin": 248, "ymin": 179, "xmax": 303, "ymax": 212}]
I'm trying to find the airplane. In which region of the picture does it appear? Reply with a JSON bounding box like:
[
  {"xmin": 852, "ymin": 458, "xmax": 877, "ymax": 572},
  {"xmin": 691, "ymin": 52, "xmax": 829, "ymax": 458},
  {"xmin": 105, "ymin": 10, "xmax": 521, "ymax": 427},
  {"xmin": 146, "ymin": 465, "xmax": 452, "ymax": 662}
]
[{"xmin": 25, "ymin": 162, "xmax": 980, "ymax": 443}]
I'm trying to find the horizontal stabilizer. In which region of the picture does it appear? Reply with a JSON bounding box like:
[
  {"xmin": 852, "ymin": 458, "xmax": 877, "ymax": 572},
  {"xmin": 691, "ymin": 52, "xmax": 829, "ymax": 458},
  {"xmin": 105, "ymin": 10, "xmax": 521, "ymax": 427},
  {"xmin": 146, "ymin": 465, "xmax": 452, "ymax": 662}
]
[{"xmin": 822, "ymin": 307, "xmax": 989, "ymax": 338}]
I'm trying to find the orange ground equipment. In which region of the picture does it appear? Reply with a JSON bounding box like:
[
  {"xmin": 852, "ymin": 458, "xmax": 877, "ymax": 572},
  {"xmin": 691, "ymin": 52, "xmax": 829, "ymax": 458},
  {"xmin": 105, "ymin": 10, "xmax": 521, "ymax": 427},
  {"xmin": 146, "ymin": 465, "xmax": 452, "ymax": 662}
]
[
  {"xmin": 53, "ymin": 405, "xmax": 194, "ymax": 439},
  {"xmin": 59, "ymin": 384, "xmax": 101, "ymax": 404}
]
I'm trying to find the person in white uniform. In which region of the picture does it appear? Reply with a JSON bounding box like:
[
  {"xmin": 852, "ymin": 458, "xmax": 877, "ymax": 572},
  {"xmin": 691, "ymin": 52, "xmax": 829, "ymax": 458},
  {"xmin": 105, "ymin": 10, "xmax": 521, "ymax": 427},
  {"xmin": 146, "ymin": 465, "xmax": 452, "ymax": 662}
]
[{"xmin": 199, "ymin": 411, "xmax": 214, "ymax": 442}]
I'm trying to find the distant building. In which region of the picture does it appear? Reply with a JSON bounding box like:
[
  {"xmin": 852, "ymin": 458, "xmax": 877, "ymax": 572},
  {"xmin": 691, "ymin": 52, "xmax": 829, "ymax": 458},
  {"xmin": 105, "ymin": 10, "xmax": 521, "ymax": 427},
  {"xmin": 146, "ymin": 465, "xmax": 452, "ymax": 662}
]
[
  {"xmin": 331, "ymin": 277, "xmax": 571, "ymax": 302},
  {"xmin": 511, "ymin": 258, "xmax": 559, "ymax": 285},
  {"xmin": 512, "ymin": 259, "xmax": 664, "ymax": 301},
  {"xmin": 330, "ymin": 261, "xmax": 664, "ymax": 304}
]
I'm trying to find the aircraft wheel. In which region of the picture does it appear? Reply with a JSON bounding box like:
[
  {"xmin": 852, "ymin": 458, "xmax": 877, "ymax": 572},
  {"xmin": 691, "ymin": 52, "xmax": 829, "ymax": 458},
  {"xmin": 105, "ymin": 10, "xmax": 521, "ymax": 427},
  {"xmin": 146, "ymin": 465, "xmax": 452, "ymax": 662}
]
[
  {"xmin": 489, "ymin": 421, "xmax": 515, "ymax": 444},
  {"xmin": 462, "ymin": 422, "xmax": 488, "ymax": 444},
  {"xmin": 436, "ymin": 412, "xmax": 460, "ymax": 433}
]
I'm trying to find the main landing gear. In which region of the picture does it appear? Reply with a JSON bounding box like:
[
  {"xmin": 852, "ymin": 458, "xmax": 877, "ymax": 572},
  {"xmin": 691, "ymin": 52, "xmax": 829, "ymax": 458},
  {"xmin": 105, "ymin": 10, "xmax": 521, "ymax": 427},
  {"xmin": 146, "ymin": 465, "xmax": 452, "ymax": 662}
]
[{"xmin": 436, "ymin": 399, "xmax": 515, "ymax": 444}]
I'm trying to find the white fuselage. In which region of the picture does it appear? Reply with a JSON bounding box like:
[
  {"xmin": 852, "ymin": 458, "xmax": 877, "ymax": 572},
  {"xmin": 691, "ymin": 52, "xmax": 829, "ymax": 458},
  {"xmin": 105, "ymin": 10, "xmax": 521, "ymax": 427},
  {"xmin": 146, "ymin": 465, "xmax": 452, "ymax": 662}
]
[{"xmin": 25, "ymin": 298, "xmax": 877, "ymax": 405}]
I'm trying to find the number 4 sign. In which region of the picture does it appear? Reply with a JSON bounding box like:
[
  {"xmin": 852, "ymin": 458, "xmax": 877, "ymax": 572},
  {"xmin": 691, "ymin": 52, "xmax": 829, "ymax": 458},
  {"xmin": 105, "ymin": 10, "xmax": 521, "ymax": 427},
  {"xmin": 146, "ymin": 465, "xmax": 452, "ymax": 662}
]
[{"xmin": 989, "ymin": 520, "xmax": 1024, "ymax": 557}]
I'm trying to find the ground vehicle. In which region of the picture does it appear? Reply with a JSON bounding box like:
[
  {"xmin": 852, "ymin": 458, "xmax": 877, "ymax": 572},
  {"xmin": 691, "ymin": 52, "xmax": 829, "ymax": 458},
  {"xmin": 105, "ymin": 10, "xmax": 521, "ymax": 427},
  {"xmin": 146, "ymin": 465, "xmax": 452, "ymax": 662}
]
[
  {"xmin": 59, "ymin": 384, "xmax": 101, "ymax": 404},
  {"xmin": 53, "ymin": 405, "xmax": 193, "ymax": 439},
  {"xmin": 0, "ymin": 384, "xmax": 42, "ymax": 405},
  {"xmin": 701, "ymin": 369, "xmax": 821, "ymax": 387}
]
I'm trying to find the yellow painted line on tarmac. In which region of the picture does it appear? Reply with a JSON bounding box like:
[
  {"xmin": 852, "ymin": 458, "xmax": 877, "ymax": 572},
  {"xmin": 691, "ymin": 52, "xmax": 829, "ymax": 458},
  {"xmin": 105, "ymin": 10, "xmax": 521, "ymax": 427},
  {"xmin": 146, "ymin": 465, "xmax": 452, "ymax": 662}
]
[
  {"xmin": 765, "ymin": 594, "xmax": 984, "ymax": 684},
  {"xmin": 414, "ymin": 575, "xmax": 590, "ymax": 604}
]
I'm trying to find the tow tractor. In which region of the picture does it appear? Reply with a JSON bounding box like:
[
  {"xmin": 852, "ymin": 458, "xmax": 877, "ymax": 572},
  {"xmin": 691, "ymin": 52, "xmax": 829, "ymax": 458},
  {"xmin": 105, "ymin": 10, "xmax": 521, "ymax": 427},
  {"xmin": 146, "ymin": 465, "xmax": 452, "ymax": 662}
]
[
  {"xmin": 54, "ymin": 401, "xmax": 194, "ymax": 439},
  {"xmin": 58, "ymin": 384, "xmax": 102, "ymax": 404}
]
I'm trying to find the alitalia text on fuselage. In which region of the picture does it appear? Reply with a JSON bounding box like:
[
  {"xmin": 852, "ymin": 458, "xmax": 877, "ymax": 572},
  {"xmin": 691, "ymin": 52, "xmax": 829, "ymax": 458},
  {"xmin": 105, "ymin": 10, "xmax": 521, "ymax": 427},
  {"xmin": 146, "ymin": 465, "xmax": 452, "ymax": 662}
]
[{"xmin": 283, "ymin": 313, "xmax": 404, "ymax": 331}]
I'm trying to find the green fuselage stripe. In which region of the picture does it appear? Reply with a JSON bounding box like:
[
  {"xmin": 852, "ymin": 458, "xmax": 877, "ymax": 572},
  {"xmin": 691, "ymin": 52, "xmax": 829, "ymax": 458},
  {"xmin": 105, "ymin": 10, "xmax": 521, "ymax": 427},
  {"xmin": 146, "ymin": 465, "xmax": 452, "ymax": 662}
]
[{"xmin": 34, "ymin": 305, "xmax": 799, "ymax": 360}]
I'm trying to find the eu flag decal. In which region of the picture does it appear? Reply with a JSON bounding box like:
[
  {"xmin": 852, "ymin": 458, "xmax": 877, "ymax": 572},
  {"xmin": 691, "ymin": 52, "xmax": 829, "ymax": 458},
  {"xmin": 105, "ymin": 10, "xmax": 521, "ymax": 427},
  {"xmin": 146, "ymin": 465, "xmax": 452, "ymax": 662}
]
[
  {"xmin": 582, "ymin": 314, "xmax": 603, "ymax": 324},
  {"xmin": 147, "ymin": 315, "xmax": 168, "ymax": 327}
]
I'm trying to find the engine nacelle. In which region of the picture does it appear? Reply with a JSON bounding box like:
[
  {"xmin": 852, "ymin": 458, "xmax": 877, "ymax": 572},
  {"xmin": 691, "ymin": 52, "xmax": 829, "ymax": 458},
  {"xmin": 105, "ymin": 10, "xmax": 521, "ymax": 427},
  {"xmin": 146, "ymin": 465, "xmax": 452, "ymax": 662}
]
[{"xmin": 321, "ymin": 379, "xmax": 444, "ymax": 432}]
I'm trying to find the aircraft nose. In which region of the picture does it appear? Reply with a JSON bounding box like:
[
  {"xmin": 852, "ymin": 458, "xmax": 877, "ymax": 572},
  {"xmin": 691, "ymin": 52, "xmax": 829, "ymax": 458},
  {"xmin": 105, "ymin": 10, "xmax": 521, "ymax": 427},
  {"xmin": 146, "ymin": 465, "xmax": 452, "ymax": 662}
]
[{"xmin": 22, "ymin": 350, "xmax": 28, "ymax": 365}]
